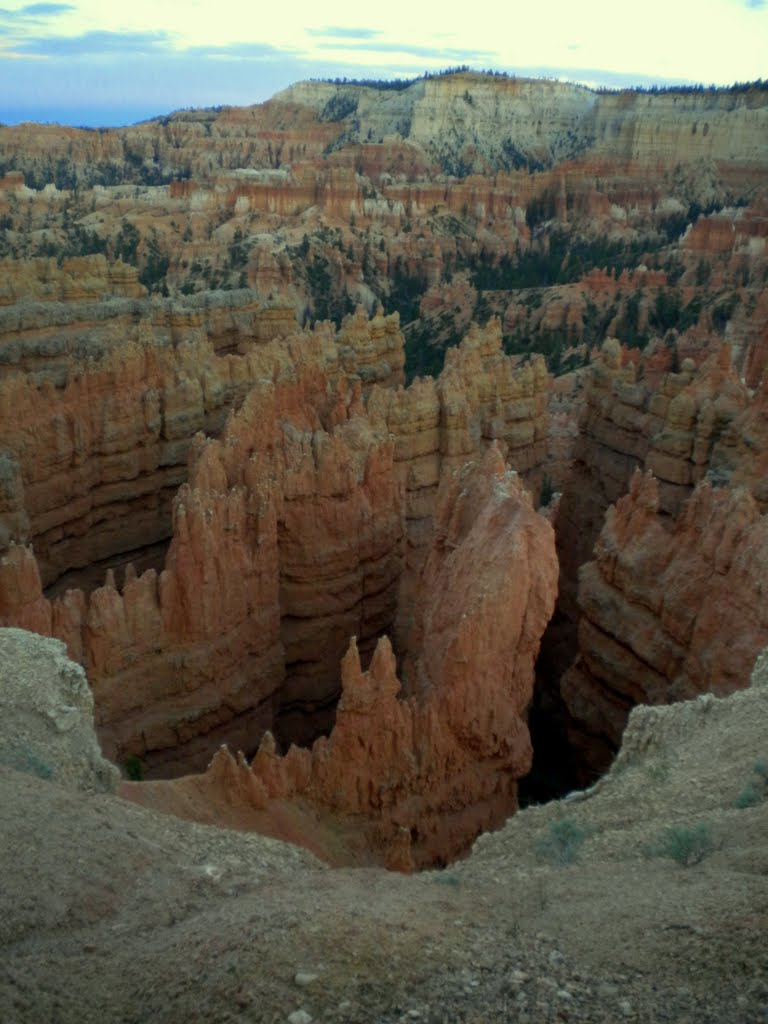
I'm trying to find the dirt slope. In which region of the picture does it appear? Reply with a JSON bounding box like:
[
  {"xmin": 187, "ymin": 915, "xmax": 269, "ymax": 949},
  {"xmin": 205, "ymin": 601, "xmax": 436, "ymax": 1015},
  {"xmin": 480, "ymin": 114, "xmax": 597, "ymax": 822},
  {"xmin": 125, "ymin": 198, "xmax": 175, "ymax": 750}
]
[{"xmin": 1, "ymin": 635, "xmax": 767, "ymax": 1023}]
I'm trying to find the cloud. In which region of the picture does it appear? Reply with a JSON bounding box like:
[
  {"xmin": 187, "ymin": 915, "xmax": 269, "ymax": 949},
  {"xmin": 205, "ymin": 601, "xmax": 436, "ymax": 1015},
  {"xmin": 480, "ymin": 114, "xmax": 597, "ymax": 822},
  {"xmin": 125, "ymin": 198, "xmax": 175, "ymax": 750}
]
[
  {"xmin": 307, "ymin": 26, "xmax": 381, "ymax": 39},
  {"xmin": 13, "ymin": 29, "xmax": 172, "ymax": 55},
  {"xmin": 9, "ymin": 31, "xmax": 292, "ymax": 62},
  {"xmin": 0, "ymin": 2, "xmax": 73, "ymax": 18},
  {"xmin": 186, "ymin": 41, "xmax": 293, "ymax": 60},
  {"xmin": 316, "ymin": 41, "xmax": 495, "ymax": 61},
  {"xmin": 21, "ymin": 3, "xmax": 75, "ymax": 13}
]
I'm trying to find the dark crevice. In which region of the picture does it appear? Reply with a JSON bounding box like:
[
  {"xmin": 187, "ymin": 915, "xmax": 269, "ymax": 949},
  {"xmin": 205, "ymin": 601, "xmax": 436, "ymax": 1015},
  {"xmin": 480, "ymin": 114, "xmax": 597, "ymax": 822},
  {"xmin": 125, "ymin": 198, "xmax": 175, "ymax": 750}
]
[
  {"xmin": 44, "ymin": 538, "xmax": 172, "ymax": 599},
  {"xmin": 519, "ymin": 648, "xmax": 580, "ymax": 807}
]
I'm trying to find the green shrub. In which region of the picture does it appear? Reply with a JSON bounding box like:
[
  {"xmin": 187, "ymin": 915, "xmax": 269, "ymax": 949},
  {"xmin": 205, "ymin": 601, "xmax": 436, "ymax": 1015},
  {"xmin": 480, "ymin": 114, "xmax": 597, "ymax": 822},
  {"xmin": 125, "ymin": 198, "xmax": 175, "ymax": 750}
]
[
  {"xmin": 734, "ymin": 759, "xmax": 768, "ymax": 808},
  {"xmin": 535, "ymin": 818, "xmax": 590, "ymax": 866},
  {"xmin": 649, "ymin": 823, "xmax": 715, "ymax": 867},
  {"xmin": 0, "ymin": 742, "xmax": 54, "ymax": 780},
  {"xmin": 433, "ymin": 871, "xmax": 461, "ymax": 888},
  {"xmin": 735, "ymin": 783, "xmax": 764, "ymax": 809}
]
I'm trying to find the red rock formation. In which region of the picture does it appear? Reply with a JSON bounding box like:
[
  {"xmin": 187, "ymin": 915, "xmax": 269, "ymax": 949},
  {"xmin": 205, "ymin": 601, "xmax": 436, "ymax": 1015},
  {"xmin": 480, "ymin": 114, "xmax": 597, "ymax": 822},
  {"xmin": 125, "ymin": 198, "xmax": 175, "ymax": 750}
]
[
  {"xmin": 0, "ymin": 295, "xmax": 403, "ymax": 593},
  {"xmin": 741, "ymin": 287, "xmax": 768, "ymax": 389},
  {"xmin": 0, "ymin": 455, "xmax": 285, "ymax": 777},
  {"xmin": 645, "ymin": 343, "xmax": 748, "ymax": 516},
  {"xmin": 543, "ymin": 338, "xmax": 756, "ymax": 699},
  {"xmin": 136, "ymin": 445, "xmax": 558, "ymax": 868},
  {"xmin": 0, "ymin": 295, "xmax": 415, "ymax": 773},
  {"xmin": 555, "ymin": 340, "xmax": 749, "ymax": 608},
  {"xmin": 368, "ymin": 319, "xmax": 549, "ymax": 644},
  {"xmin": 0, "ymin": 255, "xmax": 145, "ymax": 305},
  {"xmin": 708, "ymin": 373, "xmax": 768, "ymax": 510},
  {"xmin": 1, "ymin": 72, "xmax": 765, "ymax": 827},
  {"xmin": 0, "ymin": 368, "xmax": 405, "ymax": 775},
  {"xmin": 561, "ymin": 470, "xmax": 768, "ymax": 778},
  {"xmin": 0, "ymin": 290, "xmax": 548, "ymax": 784},
  {"xmin": 336, "ymin": 305, "xmax": 405, "ymax": 393}
]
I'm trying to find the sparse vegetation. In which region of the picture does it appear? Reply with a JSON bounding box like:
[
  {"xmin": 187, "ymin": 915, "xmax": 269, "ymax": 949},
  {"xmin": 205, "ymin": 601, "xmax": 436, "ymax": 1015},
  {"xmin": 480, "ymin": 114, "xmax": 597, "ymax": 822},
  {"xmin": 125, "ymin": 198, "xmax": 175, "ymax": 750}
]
[
  {"xmin": 535, "ymin": 817, "xmax": 590, "ymax": 865},
  {"xmin": 644, "ymin": 755, "xmax": 671, "ymax": 784},
  {"xmin": 712, "ymin": 292, "xmax": 739, "ymax": 330},
  {"xmin": 320, "ymin": 94, "xmax": 359, "ymax": 122},
  {"xmin": 138, "ymin": 231, "xmax": 170, "ymax": 294},
  {"xmin": 649, "ymin": 823, "xmax": 715, "ymax": 866},
  {"xmin": 734, "ymin": 759, "xmax": 768, "ymax": 808},
  {"xmin": 0, "ymin": 742, "xmax": 54, "ymax": 780},
  {"xmin": 433, "ymin": 871, "xmax": 461, "ymax": 888}
]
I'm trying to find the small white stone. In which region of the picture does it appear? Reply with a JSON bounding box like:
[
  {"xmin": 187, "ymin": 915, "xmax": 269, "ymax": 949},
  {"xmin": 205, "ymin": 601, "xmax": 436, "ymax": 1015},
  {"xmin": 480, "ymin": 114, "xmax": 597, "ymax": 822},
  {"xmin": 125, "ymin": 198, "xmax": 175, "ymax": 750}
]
[
  {"xmin": 294, "ymin": 972, "xmax": 319, "ymax": 987},
  {"xmin": 287, "ymin": 1011, "xmax": 313, "ymax": 1024}
]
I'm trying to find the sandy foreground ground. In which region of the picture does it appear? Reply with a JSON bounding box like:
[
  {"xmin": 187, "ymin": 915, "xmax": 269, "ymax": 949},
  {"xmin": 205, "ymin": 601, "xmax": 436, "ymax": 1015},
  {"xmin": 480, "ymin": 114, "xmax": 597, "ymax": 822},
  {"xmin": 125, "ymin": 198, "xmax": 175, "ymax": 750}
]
[{"xmin": 1, "ymin": 634, "xmax": 767, "ymax": 1024}]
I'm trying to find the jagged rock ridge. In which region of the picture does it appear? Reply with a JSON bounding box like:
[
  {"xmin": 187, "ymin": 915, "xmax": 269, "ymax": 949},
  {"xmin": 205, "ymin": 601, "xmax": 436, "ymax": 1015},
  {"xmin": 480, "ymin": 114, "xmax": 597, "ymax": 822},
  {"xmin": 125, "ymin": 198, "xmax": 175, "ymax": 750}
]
[
  {"xmin": 0, "ymin": 312, "xmax": 549, "ymax": 784},
  {"xmin": 127, "ymin": 446, "xmax": 558, "ymax": 868}
]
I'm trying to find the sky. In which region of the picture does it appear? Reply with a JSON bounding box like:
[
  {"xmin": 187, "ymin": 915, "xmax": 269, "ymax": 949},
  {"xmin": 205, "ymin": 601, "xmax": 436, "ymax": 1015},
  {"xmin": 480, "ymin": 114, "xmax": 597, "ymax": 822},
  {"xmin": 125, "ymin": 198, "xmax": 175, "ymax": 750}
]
[{"xmin": 1, "ymin": 0, "xmax": 766, "ymax": 127}]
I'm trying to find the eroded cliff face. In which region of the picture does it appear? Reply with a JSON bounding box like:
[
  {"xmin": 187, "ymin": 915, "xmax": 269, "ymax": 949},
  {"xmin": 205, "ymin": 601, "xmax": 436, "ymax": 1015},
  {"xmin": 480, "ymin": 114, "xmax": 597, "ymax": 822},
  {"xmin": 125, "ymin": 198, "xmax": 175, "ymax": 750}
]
[
  {"xmin": 533, "ymin": 335, "xmax": 767, "ymax": 790},
  {"xmin": 0, "ymin": 299, "xmax": 411, "ymax": 771},
  {"xmin": 0, "ymin": 294, "xmax": 402, "ymax": 594},
  {"xmin": 1, "ymin": 380, "xmax": 405, "ymax": 772},
  {"xmin": 0, "ymin": 299, "xmax": 550, "ymax": 780},
  {"xmin": 368, "ymin": 319, "xmax": 549, "ymax": 642},
  {"xmin": 553, "ymin": 340, "xmax": 751, "ymax": 638},
  {"xmin": 131, "ymin": 446, "xmax": 558, "ymax": 869},
  {"xmin": 0, "ymin": 72, "xmax": 766, "ymax": 864},
  {"xmin": 561, "ymin": 471, "xmax": 768, "ymax": 779}
]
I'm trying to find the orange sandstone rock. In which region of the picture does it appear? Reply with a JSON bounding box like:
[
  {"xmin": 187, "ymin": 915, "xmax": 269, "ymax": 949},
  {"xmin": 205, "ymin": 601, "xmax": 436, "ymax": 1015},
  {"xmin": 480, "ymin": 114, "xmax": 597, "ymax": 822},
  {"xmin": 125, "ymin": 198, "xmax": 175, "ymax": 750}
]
[
  {"xmin": 561, "ymin": 470, "xmax": 768, "ymax": 777},
  {"xmin": 0, "ymin": 362, "xmax": 405, "ymax": 775},
  {"xmin": 161, "ymin": 445, "xmax": 558, "ymax": 868},
  {"xmin": 368, "ymin": 319, "xmax": 549, "ymax": 644}
]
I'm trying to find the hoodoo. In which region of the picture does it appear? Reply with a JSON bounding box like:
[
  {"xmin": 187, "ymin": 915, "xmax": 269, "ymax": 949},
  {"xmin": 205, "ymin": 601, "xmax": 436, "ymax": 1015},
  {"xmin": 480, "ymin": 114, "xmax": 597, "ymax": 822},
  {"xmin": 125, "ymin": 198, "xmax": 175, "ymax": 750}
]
[{"xmin": 0, "ymin": 70, "xmax": 766, "ymax": 868}]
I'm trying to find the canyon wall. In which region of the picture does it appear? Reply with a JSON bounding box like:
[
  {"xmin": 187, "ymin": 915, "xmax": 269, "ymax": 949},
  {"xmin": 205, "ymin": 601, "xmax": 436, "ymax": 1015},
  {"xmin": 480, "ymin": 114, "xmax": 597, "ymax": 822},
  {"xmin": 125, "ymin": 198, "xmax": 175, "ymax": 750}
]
[
  {"xmin": 0, "ymin": 370, "xmax": 403, "ymax": 775},
  {"xmin": 562, "ymin": 470, "xmax": 768, "ymax": 778},
  {"xmin": 0, "ymin": 70, "xmax": 766, "ymax": 850},
  {"xmin": 0, "ymin": 297, "xmax": 549, "ymax": 778},
  {"xmin": 133, "ymin": 446, "xmax": 558, "ymax": 869},
  {"xmin": 368, "ymin": 319, "xmax": 549, "ymax": 641},
  {"xmin": 0, "ymin": 291, "xmax": 403, "ymax": 593},
  {"xmin": 0, "ymin": 298, "xmax": 409, "ymax": 772},
  {"xmin": 540, "ymin": 336, "xmax": 768, "ymax": 784},
  {"xmin": 554, "ymin": 340, "xmax": 751, "ymax": 629}
]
